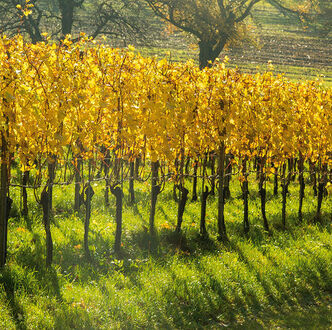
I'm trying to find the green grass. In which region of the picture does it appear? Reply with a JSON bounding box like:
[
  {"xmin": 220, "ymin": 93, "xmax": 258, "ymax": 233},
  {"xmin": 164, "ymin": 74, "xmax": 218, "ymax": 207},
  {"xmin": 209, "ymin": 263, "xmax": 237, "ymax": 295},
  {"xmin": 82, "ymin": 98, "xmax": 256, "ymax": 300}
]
[{"xmin": 0, "ymin": 171, "xmax": 331, "ymax": 329}]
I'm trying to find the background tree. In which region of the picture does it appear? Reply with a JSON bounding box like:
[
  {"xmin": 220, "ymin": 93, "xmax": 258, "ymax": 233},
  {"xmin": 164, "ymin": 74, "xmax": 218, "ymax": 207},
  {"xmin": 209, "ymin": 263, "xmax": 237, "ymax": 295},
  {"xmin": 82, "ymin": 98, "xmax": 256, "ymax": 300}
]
[
  {"xmin": 58, "ymin": 0, "xmax": 84, "ymax": 38},
  {"xmin": 143, "ymin": 0, "xmax": 266, "ymax": 68},
  {"xmin": 143, "ymin": 0, "xmax": 330, "ymax": 68},
  {"xmin": 0, "ymin": 0, "xmax": 150, "ymax": 43}
]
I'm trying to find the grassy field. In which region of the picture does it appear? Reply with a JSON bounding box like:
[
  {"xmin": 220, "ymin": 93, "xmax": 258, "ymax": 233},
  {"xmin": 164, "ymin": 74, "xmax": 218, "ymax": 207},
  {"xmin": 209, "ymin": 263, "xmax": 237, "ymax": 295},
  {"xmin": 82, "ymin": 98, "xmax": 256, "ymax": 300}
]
[
  {"xmin": 137, "ymin": 2, "xmax": 332, "ymax": 85},
  {"xmin": 0, "ymin": 171, "xmax": 331, "ymax": 329}
]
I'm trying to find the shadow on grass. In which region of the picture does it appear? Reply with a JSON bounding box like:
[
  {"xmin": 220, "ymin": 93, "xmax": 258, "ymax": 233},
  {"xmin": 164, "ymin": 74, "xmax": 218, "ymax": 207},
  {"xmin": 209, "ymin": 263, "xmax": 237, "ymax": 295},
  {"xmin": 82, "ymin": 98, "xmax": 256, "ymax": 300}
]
[
  {"xmin": 158, "ymin": 205, "xmax": 174, "ymax": 224},
  {"xmin": 0, "ymin": 267, "xmax": 27, "ymax": 330},
  {"xmin": 130, "ymin": 203, "xmax": 145, "ymax": 223},
  {"xmin": 11, "ymin": 233, "xmax": 62, "ymax": 302}
]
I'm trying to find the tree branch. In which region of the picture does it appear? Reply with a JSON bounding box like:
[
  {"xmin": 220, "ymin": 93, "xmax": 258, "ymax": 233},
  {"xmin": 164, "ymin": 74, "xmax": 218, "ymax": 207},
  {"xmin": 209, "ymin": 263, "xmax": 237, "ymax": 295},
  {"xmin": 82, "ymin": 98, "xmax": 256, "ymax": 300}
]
[
  {"xmin": 267, "ymin": 0, "xmax": 304, "ymax": 20},
  {"xmin": 235, "ymin": 0, "xmax": 261, "ymax": 23}
]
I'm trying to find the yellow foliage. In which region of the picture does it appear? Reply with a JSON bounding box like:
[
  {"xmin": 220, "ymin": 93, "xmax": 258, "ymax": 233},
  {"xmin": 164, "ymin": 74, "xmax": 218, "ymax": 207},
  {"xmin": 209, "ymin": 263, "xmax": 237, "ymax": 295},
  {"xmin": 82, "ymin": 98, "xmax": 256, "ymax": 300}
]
[{"xmin": 0, "ymin": 35, "xmax": 330, "ymax": 178}]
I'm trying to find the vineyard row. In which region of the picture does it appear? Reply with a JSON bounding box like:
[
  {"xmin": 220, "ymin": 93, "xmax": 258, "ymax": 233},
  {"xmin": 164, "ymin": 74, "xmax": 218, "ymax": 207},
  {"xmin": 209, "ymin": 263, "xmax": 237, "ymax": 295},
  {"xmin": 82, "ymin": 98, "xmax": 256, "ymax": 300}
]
[{"xmin": 0, "ymin": 35, "xmax": 331, "ymax": 267}]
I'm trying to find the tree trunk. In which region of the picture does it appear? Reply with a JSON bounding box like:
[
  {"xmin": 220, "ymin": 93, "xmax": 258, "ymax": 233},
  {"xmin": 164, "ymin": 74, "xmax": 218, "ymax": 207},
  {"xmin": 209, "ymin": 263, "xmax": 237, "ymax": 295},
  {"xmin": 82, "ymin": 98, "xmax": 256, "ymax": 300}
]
[
  {"xmin": 59, "ymin": 0, "xmax": 75, "ymax": 38},
  {"xmin": 198, "ymin": 38, "xmax": 226, "ymax": 69},
  {"xmin": 175, "ymin": 186, "xmax": 189, "ymax": 233},
  {"xmin": 23, "ymin": 16, "xmax": 43, "ymax": 43}
]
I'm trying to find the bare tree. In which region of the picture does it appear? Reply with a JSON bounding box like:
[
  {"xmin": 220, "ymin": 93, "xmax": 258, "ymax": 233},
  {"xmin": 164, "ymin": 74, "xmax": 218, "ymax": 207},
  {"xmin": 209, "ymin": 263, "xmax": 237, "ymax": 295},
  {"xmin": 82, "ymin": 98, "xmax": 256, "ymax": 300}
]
[
  {"xmin": 0, "ymin": 0, "xmax": 150, "ymax": 43},
  {"xmin": 144, "ymin": 0, "xmax": 262, "ymax": 68},
  {"xmin": 143, "ymin": 0, "xmax": 326, "ymax": 68}
]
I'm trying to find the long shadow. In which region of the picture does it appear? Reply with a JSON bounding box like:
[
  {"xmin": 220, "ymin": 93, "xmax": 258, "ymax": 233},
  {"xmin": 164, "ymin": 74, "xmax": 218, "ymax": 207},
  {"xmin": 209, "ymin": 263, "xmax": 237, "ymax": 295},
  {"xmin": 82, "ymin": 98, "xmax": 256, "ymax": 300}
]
[
  {"xmin": 189, "ymin": 234, "xmax": 221, "ymax": 255},
  {"xmin": 138, "ymin": 257, "xmax": 237, "ymax": 327},
  {"xmin": 13, "ymin": 233, "xmax": 62, "ymax": 301},
  {"xmin": 231, "ymin": 236, "xmax": 330, "ymax": 314},
  {"xmin": 230, "ymin": 241, "xmax": 294, "ymax": 308},
  {"xmin": 44, "ymin": 267, "xmax": 62, "ymax": 301},
  {"xmin": 158, "ymin": 205, "xmax": 173, "ymax": 224},
  {"xmin": 0, "ymin": 267, "xmax": 27, "ymax": 329},
  {"xmin": 130, "ymin": 203, "xmax": 144, "ymax": 223},
  {"xmin": 189, "ymin": 256, "xmax": 259, "ymax": 327},
  {"xmin": 130, "ymin": 228, "xmax": 160, "ymax": 256}
]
